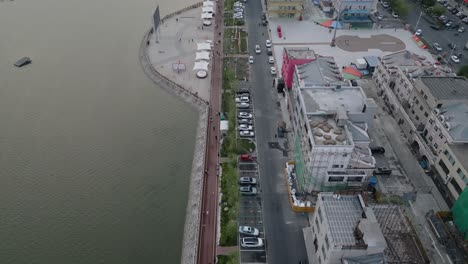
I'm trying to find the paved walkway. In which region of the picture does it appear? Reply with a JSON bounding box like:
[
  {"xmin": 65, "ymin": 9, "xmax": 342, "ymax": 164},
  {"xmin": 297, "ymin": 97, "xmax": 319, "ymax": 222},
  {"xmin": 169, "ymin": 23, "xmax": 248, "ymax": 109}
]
[
  {"xmin": 197, "ymin": 1, "xmax": 224, "ymax": 264},
  {"xmin": 216, "ymin": 246, "xmax": 238, "ymax": 256}
]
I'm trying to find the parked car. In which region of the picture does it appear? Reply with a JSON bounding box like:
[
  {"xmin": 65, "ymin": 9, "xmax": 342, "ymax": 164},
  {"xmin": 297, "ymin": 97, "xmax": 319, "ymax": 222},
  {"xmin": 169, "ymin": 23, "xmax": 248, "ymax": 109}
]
[
  {"xmin": 456, "ymin": 11, "xmax": 464, "ymax": 17},
  {"xmin": 446, "ymin": 21, "xmax": 454, "ymax": 27},
  {"xmin": 241, "ymin": 237, "xmax": 264, "ymax": 248},
  {"xmin": 268, "ymin": 56, "xmax": 274, "ymax": 64},
  {"xmin": 239, "ymin": 130, "xmax": 255, "ymax": 137},
  {"xmin": 266, "ymin": 48, "xmax": 272, "ymax": 56},
  {"xmin": 270, "ymin": 66, "xmax": 277, "ymax": 75},
  {"xmin": 370, "ymin": 146, "xmax": 386, "ymax": 154},
  {"xmin": 448, "ymin": 43, "xmax": 457, "ymax": 49},
  {"xmin": 236, "ymin": 102, "xmax": 250, "ymax": 108},
  {"xmin": 374, "ymin": 167, "xmax": 392, "ymax": 175},
  {"xmin": 239, "ymin": 176, "xmax": 257, "ymax": 185},
  {"xmin": 238, "ymin": 112, "xmax": 252, "ymax": 119},
  {"xmin": 266, "ymin": 39, "xmax": 272, "ymax": 48},
  {"xmin": 238, "ymin": 118, "xmax": 253, "ymax": 124},
  {"xmin": 451, "ymin": 55, "xmax": 460, "ymax": 63},
  {"xmin": 392, "ymin": 12, "xmax": 399, "ymax": 18},
  {"xmin": 415, "ymin": 29, "xmax": 422, "ymax": 36},
  {"xmin": 451, "ymin": 8, "xmax": 459, "ymax": 14},
  {"xmin": 255, "ymin": 45, "xmax": 261, "ymax": 54},
  {"xmin": 239, "ymin": 124, "xmax": 253, "ymax": 130},
  {"xmin": 240, "ymin": 154, "xmax": 256, "ymax": 162},
  {"xmin": 430, "ymin": 25, "xmax": 442, "ymax": 30},
  {"xmin": 433, "ymin": 42, "xmax": 443, "ymax": 51},
  {"xmin": 455, "ymin": 52, "xmax": 463, "ymax": 58},
  {"xmin": 240, "ymin": 185, "xmax": 257, "ymax": 195},
  {"xmin": 439, "ymin": 15, "xmax": 447, "ymax": 21},
  {"xmin": 463, "ymin": 17, "xmax": 468, "ymax": 23},
  {"xmin": 236, "ymin": 97, "xmax": 249, "ymax": 103},
  {"xmin": 239, "ymin": 226, "xmax": 260, "ymax": 236},
  {"xmin": 459, "ymin": 27, "xmax": 465, "ymax": 33},
  {"xmin": 203, "ymin": 20, "xmax": 212, "ymax": 26}
]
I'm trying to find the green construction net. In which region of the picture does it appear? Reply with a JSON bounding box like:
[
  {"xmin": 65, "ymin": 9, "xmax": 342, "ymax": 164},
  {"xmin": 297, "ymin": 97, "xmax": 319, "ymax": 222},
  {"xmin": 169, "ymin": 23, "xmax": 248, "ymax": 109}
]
[{"xmin": 451, "ymin": 188, "xmax": 468, "ymax": 239}]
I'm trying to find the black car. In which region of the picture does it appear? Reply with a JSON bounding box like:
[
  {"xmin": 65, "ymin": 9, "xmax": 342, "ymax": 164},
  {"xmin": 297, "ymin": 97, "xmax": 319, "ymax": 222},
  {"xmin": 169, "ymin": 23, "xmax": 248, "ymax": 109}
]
[
  {"xmin": 452, "ymin": 8, "xmax": 459, "ymax": 14},
  {"xmin": 448, "ymin": 43, "xmax": 457, "ymax": 49},
  {"xmin": 430, "ymin": 25, "xmax": 442, "ymax": 30},
  {"xmin": 267, "ymin": 48, "xmax": 272, "ymax": 56},
  {"xmin": 455, "ymin": 52, "xmax": 463, "ymax": 58},
  {"xmin": 374, "ymin": 167, "xmax": 392, "ymax": 176},
  {"xmin": 370, "ymin": 146, "xmax": 386, "ymax": 154}
]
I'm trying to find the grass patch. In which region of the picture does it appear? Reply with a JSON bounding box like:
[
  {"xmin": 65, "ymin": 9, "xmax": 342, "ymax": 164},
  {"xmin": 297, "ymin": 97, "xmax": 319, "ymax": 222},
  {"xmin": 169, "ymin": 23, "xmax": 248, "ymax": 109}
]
[
  {"xmin": 223, "ymin": 58, "xmax": 249, "ymax": 81},
  {"xmin": 220, "ymin": 159, "xmax": 239, "ymax": 246},
  {"xmin": 224, "ymin": 0, "xmax": 235, "ymax": 12},
  {"xmin": 240, "ymin": 30, "xmax": 248, "ymax": 53},
  {"xmin": 223, "ymin": 28, "xmax": 247, "ymax": 55},
  {"xmin": 218, "ymin": 252, "xmax": 240, "ymax": 264},
  {"xmin": 237, "ymin": 138, "xmax": 255, "ymax": 154}
]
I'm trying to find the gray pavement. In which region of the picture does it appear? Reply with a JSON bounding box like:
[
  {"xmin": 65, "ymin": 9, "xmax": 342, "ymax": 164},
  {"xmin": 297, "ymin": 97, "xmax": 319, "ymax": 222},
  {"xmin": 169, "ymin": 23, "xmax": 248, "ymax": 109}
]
[{"xmin": 244, "ymin": 0, "xmax": 310, "ymax": 263}]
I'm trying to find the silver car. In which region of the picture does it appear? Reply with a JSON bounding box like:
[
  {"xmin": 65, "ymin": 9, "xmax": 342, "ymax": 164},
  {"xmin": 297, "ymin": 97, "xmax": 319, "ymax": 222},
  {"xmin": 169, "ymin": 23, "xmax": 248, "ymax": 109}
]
[
  {"xmin": 241, "ymin": 237, "xmax": 264, "ymax": 248},
  {"xmin": 240, "ymin": 185, "xmax": 257, "ymax": 195},
  {"xmin": 238, "ymin": 119, "xmax": 253, "ymax": 124},
  {"xmin": 236, "ymin": 102, "xmax": 250, "ymax": 108},
  {"xmin": 238, "ymin": 112, "xmax": 252, "ymax": 119},
  {"xmin": 239, "ymin": 226, "xmax": 260, "ymax": 236},
  {"xmin": 239, "ymin": 124, "xmax": 253, "ymax": 131}
]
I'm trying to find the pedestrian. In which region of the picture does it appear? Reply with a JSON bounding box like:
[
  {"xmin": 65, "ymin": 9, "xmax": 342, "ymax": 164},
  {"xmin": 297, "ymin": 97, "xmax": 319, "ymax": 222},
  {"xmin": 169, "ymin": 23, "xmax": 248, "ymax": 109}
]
[
  {"xmin": 394, "ymin": 27, "xmax": 397, "ymax": 32},
  {"xmin": 176, "ymin": 18, "xmax": 178, "ymax": 22}
]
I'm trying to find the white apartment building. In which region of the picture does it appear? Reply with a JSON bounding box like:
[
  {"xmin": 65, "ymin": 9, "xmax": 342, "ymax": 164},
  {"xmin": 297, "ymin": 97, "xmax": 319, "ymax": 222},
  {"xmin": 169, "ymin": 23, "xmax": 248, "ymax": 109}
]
[
  {"xmin": 286, "ymin": 58, "xmax": 377, "ymax": 192},
  {"xmin": 435, "ymin": 144, "xmax": 468, "ymax": 201},
  {"xmin": 303, "ymin": 193, "xmax": 387, "ymax": 264}
]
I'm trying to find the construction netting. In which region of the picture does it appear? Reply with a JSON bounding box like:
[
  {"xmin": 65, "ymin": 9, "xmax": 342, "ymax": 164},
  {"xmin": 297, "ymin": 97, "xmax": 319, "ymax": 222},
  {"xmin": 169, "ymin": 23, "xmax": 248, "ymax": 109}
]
[{"xmin": 451, "ymin": 188, "xmax": 468, "ymax": 239}]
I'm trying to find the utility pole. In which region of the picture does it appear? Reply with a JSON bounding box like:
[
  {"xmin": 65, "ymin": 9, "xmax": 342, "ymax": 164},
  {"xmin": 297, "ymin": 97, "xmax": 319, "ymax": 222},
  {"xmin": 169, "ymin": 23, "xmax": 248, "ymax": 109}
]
[
  {"xmin": 331, "ymin": 3, "xmax": 343, "ymax": 47},
  {"xmin": 414, "ymin": 11, "xmax": 423, "ymax": 31}
]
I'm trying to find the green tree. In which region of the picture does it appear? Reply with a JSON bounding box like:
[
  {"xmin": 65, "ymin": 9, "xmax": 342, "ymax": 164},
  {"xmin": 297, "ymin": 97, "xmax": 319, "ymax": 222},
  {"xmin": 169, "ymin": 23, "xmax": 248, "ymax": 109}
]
[
  {"xmin": 422, "ymin": 0, "xmax": 436, "ymax": 7},
  {"xmin": 431, "ymin": 4, "xmax": 446, "ymax": 16},
  {"xmin": 457, "ymin": 65, "xmax": 468, "ymax": 78},
  {"xmin": 391, "ymin": 0, "xmax": 409, "ymax": 17}
]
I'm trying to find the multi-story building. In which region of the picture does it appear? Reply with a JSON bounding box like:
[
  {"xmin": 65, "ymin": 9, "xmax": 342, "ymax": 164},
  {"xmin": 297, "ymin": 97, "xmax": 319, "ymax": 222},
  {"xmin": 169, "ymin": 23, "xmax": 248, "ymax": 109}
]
[
  {"xmin": 267, "ymin": 0, "xmax": 304, "ymax": 18},
  {"xmin": 435, "ymin": 144, "xmax": 468, "ymax": 202},
  {"xmin": 281, "ymin": 47, "xmax": 316, "ymax": 89},
  {"xmin": 303, "ymin": 193, "xmax": 387, "ymax": 264},
  {"xmin": 286, "ymin": 58, "xmax": 377, "ymax": 192}
]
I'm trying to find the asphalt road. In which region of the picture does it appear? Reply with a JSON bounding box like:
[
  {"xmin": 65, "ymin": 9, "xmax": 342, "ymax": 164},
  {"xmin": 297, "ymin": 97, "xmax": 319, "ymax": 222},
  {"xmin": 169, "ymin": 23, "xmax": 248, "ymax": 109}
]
[
  {"xmin": 399, "ymin": 0, "xmax": 468, "ymax": 69},
  {"xmin": 244, "ymin": 1, "xmax": 310, "ymax": 263}
]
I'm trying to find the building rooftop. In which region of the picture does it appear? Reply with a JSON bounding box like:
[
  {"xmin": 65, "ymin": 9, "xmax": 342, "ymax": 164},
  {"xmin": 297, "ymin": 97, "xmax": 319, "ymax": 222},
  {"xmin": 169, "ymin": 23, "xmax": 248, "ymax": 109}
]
[
  {"xmin": 300, "ymin": 86, "xmax": 366, "ymax": 114},
  {"xmin": 420, "ymin": 77, "xmax": 468, "ymax": 101},
  {"xmin": 363, "ymin": 56, "xmax": 379, "ymax": 68},
  {"xmin": 347, "ymin": 122, "xmax": 370, "ymax": 143},
  {"xmin": 296, "ymin": 56, "xmax": 346, "ymax": 86},
  {"xmin": 342, "ymin": 253, "xmax": 385, "ymax": 264},
  {"xmin": 381, "ymin": 50, "xmax": 431, "ymax": 68},
  {"xmin": 284, "ymin": 47, "xmax": 316, "ymax": 60},
  {"xmin": 320, "ymin": 193, "xmax": 386, "ymax": 248},
  {"xmin": 308, "ymin": 115, "xmax": 351, "ymax": 146},
  {"xmin": 439, "ymin": 102, "xmax": 468, "ymax": 143},
  {"xmin": 449, "ymin": 144, "xmax": 468, "ymax": 169}
]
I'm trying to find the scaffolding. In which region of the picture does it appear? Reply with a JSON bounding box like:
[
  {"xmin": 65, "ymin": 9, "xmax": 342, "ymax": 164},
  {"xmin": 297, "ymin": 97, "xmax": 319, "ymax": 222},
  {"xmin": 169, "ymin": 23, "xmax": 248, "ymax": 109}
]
[{"xmin": 372, "ymin": 205, "xmax": 429, "ymax": 264}]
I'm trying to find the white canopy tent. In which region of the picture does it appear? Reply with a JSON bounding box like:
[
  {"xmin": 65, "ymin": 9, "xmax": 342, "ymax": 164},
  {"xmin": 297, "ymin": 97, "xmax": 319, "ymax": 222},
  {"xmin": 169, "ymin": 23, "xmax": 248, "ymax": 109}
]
[
  {"xmin": 193, "ymin": 60, "xmax": 209, "ymax": 71},
  {"xmin": 197, "ymin": 42, "xmax": 211, "ymax": 51},
  {"xmin": 202, "ymin": 6, "xmax": 214, "ymax": 13},
  {"xmin": 201, "ymin": 12, "xmax": 213, "ymax": 19},
  {"xmin": 195, "ymin": 51, "xmax": 210, "ymax": 61},
  {"xmin": 203, "ymin": 1, "xmax": 214, "ymax": 7}
]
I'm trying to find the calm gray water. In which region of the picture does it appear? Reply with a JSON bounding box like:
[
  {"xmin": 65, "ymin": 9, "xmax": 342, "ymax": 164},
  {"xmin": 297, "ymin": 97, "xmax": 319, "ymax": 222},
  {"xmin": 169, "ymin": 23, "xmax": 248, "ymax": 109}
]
[{"xmin": 0, "ymin": 0, "xmax": 198, "ymax": 263}]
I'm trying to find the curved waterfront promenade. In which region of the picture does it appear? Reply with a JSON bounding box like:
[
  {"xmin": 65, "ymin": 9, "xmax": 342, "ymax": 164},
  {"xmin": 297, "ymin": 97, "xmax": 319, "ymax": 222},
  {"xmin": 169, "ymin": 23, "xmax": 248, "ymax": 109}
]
[{"xmin": 138, "ymin": 3, "xmax": 215, "ymax": 263}]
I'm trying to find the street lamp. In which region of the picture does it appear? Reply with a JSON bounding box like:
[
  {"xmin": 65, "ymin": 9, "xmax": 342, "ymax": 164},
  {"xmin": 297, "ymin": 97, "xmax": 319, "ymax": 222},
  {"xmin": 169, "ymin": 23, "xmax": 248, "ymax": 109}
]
[{"xmin": 414, "ymin": 11, "xmax": 423, "ymax": 31}]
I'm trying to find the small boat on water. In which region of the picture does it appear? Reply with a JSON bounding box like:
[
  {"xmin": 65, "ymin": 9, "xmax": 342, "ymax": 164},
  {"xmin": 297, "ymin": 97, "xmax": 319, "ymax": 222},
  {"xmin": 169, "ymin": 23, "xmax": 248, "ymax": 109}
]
[{"xmin": 14, "ymin": 57, "xmax": 32, "ymax": 67}]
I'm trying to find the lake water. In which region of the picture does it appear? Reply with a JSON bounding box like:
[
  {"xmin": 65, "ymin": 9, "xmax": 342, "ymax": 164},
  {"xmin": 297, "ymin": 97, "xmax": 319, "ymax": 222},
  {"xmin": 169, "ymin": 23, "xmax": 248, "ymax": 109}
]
[{"xmin": 0, "ymin": 0, "xmax": 198, "ymax": 263}]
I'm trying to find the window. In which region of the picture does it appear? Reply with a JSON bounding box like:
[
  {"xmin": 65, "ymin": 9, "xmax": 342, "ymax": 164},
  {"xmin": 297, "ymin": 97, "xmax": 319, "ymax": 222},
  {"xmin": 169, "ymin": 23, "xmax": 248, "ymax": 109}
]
[
  {"xmin": 450, "ymin": 178, "xmax": 463, "ymax": 195},
  {"xmin": 318, "ymin": 207, "xmax": 323, "ymax": 223},
  {"xmin": 439, "ymin": 133, "xmax": 444, "ymax": 139},
  {"xmin": 435, "ymin": 126, "xmax": 439, "ymax": 132},
  {"xmin": 428, "ymin": 136, "xmax": 433, "ymax": 141},
  {"xmin": 415, "ymin": 115, "xmax": 420, "ymax": 121},
  {"xmin": 321, "ymin": 245, "xmax": 326, "ymax": 259},
  {"xmin": 424, "ymin": 95, "xmax": 428, "ymax": 100},
  {"xmin": 328, "ymin": 176, "xmax": 345, "ymax": 182},
  {"xmin": 411, "ymin": 110, "xmax": 415, "ymax": 115},
  {"xmin": 424, "ymin": 112, "xmax": 429, "ymax": 117},
  {"xmin": 437, "ymin": 103, "xmax": 442, "ymax": 108},
  {"xmin": 434, "ymin": 143, "xmax": 438, "ymax": 149},
  {"xmin": 415, "ymin": 99, "xmax": 419, "ymax": 104},
  {"xmin": 325, "ymin": 235, "xmax": 330, "ymax": 250},
  {"xmin": 457, "ymin": 168, "xmax": 468, "ymax": 184},
  {"xmin": 332, "ymin": 165, "xmax": 340, "ymax": 168},
  {"xmin": 420, "ymin": 106, "xmax": 424, "ymax": 111},
  {"xmin": 313, "ymin": 237, "xmax": 318, "ymax": 252},
  {"xmin": 445, "ymin": 150, "xmax": 455, "ymax": 166},
  {"xmin": 439, "ymin": 160, "xmax": 450, "ymax": 175},
  {"xmin": 315, "ymin": 218, "xmax": 320, "ymax": 234},
  {"xmin": 429, "ymin": 119, "xmax": 434, "ymax": 124},
  {"xmin": 347, "ymin": 176, "xmax": 363, "ymax": 182}
]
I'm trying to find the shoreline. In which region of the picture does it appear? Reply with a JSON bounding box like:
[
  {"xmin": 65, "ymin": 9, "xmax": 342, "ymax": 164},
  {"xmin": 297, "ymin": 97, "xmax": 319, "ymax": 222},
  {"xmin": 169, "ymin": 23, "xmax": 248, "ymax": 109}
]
[{"xmin": 138, "ymin": 22, "xmax": 208, "ymax": 264}]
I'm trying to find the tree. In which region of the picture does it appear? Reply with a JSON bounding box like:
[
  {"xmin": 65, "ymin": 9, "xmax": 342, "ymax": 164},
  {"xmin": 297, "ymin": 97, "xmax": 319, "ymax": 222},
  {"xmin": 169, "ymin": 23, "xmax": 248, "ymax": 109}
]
[
  {"xmin": 422, "ymin": 0, "xmax": 436, "ymax": 7},
  {"xmin": 457, "ymin": 65, "xmax": 468, "ymax": 78},
  {"xmin": 432, "ymin": 4, "xmax": 446, "ymax": 16},
  {"xmin": 391, "ymin": 0, "xmax": 409, "ymax": 17}
]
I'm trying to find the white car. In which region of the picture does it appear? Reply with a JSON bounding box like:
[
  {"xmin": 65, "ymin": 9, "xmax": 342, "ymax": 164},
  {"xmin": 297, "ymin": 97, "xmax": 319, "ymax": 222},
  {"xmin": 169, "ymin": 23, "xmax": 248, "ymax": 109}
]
[
  {"xmin": 255, "ymin": 45, "xmax": 261, "ymax": 54},
  {"xmin": 270, "ymin": 66, "xmax": 277, "ymax": 75},
  {"xmin": 268, "ymin": 56, "xmax": 274, "ymax": 64},
  {"xmin": 377, "ymin": 15, "xmax": 384, "ymax": 20},
  {"xmin": 415, "ymin": 29, "xmax": 422, "ymax": 36},
  {"xmin": 265, "ymin": 39, "xmax": 272, "ymax": 48},
  {"xmin": 203, "ymin": 20, "xmax": 212, "ymax": 26},
  {"xmin": 235, "ymin": 96, "xmax": 249, "ymax": 103},
  {"xmin": 239, "ymin": 130, "xmax": 255, "ymax": 137},
  {"xmin": 459, "ymin": 27, "xmax": 465, "ymax": 33},
  {"xmin": 238, "ymin": 119, "xmax": 253, "ymax": 124},
  {"xmin": 241, "ymin": 237, "xmax": 263, "ymax": 248},
  {"xmin": 238, "ymin": 112, "xmax": 252, "ymax": 119},
  {"xmin": 451, "ymin": 55, "xmax": 460, "ymax": 63},
  {"xmin": 239, "ymin": 124, "xmax": 253, "ymax": 131},
  {"xmin": 236, "ymin": 102, "xmax": 250, "ymax": 108},
  {"xmin": 239, "ymin": 226, "xmax": 260, "ymax": 236},
  {"xmin": 248, "ymin": 56, "xmax": 254, "ymax": 64},
  {"xmin": 433, "ymin": 43, "xmax": 442, "ymax": 51}
]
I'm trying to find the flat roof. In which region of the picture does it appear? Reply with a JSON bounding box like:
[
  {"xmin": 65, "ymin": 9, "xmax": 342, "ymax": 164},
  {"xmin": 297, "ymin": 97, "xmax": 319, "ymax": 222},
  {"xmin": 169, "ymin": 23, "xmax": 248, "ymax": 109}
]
[
  {"xmin": 420, "ymin": 77, "xmax": 468, "ymax": 101},
  {"xmin": 321, "ymin": 194, "xmax": 364, "ymax": 246},
  {"xmin": 363, "ymin": 56, "xmax": 379, "ymax": 67},
  {"xmin": 308, "ymin": 115, "xmax": 350, "ymax": 146},
  {"xmin": 296, "ymin": 57, "xmax": 346, "ymax": 86},
  {"xmin": 439, "ymin": 103, "xmax": 468, "ymax": 142},
  {"xmin": 284, "ymin": 47, "xmax": 316, "ymax": 60},
  {"xmin": 300, "ymin": 87, "xmax": 366, "ymax": 114},
  {"xmin": 381, "ymin": 50, "xmax": 430, "ymax": 67}
]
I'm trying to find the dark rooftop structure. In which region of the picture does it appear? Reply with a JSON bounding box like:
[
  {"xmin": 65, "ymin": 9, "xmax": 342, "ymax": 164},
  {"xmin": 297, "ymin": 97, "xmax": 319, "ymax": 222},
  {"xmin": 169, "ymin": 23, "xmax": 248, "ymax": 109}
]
[{"xmin": 420, "ymin": 77, "xmax": 468, "ymax": 100}]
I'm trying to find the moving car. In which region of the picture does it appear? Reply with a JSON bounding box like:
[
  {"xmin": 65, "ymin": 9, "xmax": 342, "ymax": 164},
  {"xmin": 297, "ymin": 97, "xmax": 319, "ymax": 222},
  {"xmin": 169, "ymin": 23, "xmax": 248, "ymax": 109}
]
[
  {"xmin": 248, "ymin": 56, "xmax": 254, "ymax": 64},
  {"xmin": 270, "ymin": 66, "xmax": 277, "ymax": 75},
  {"xmin": 374, "ymin": 167, "xmax": 392, "ymax": 175},
  {"xmin": 268, "ymin": 56, "xmax": 274, "ymax": 64},
  {"xmin": 239, "ymin": 226, "xmax": 260, "ymax": 236},
  {"xmin": 14, "ymin": 57, "xmax": 32, "ymax": 67},
  {"xmin": 255, "ymin": 45, "xmax": 261, "ymax": 54},
  {"xmin": 451, "ymin": 55, "xmax": 460, "ymax": 63},
  {"xmin": 238, "ymin": 118, "xmax": 253, "ymax": 124},
  {"xmin": 433, "ymin": 42, "xmax": 443, "ymax": 51},
  {"xmin": 241, "ymin": 237, "xmax": 264, "ymax": 248},
  {"xmin": 239, "ymin": 176, "xmax": 257, "ymax": 185},
  {"xmin": 236, "ymin": 102, "xmax": 250, "ymax": 108},
  {"xmin": 239, "ymin": 130, "xmax": 255, "ymax": 137},
  {"xmin": 415, "ymin": 29, "xmax": 422, "ymax": 36},
  {"xmin": 238, "ymin": 124, "xmax": 253, "ymax": 131},
  {"xmin": 371, "ymin": 146, "xmax": 385, "ymax": 154},
  {"xmin": 238, "ymin": 112, "xmax": 252, "ymax": 119},
  {"xmin": 239, "ymin": 185, "xmax": 257, "ymax": 195},
  {"xmin": 265, "ymin": 39, "xmax": 272, "ymax": 48}
]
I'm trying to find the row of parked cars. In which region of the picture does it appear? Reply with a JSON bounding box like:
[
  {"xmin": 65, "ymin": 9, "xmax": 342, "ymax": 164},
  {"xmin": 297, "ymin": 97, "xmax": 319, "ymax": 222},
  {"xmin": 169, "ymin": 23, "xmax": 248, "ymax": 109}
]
[
  {"xmin": 233, "ymin": 1, "xmax": 246, "ymax": 20},
  {"xmin": 237, "ymin": 91, "xmax": 255, "ymax": 137}
]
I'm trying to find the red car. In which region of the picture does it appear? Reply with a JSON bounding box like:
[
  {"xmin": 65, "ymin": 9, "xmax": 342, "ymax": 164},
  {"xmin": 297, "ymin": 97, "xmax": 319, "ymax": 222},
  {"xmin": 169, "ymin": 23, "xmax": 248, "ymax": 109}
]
[{"xmin": 240, "ymin": 154, "xmax": 255, "ymax": 162}]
